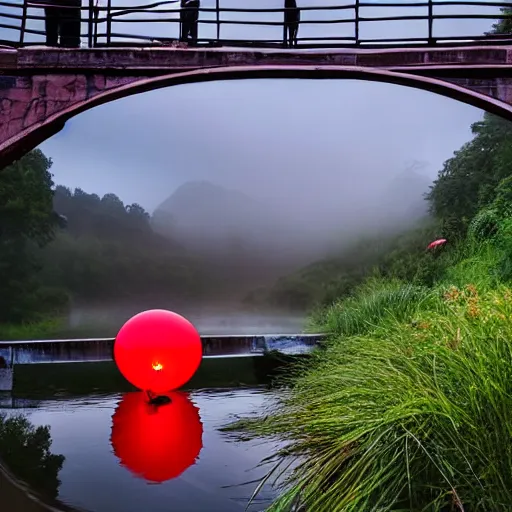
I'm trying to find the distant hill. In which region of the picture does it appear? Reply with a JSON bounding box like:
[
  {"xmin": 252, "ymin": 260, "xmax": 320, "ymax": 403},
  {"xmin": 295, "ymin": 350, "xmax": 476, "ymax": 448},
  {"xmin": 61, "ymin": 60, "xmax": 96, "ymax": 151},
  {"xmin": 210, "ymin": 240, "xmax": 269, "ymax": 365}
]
[
  {"xmin": 152, "ymin": 175, "xmax": 432, "ymax": 301},
  {"xmin": 152, "ymin": 181, "xmax": 321, "ymax": 297},
  {"xmin": 154, "ymin": 181, "xmax": 269, "ymax": 245},
  {"xmin": 153, "ymin": 180, "xmax": 324, "ymax": 255}
]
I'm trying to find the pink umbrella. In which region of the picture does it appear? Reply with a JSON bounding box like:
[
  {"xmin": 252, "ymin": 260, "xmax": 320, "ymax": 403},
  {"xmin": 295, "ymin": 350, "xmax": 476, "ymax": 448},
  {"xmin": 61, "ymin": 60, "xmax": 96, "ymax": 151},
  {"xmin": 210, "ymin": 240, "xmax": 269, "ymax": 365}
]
[{"xmin": 427, "ymin": 239, "xmax": 447, "ymax": 250}]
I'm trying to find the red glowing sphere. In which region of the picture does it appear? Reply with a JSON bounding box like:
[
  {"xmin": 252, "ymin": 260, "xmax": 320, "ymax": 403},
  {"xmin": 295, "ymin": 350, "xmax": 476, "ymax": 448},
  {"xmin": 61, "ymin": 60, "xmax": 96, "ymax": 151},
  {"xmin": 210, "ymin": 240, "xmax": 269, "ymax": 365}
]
[
  {"xmin": 114, "ymin": 309, "xmax": 203, "ymax": 393},
  {"xmin": 111, "ymin": 391, "xmax": 203, "ymax": 482}
]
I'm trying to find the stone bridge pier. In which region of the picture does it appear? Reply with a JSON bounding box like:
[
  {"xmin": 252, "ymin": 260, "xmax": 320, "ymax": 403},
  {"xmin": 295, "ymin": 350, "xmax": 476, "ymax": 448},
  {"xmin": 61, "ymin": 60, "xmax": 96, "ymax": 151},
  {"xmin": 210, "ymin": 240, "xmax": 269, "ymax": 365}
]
[{"xmin": 1, "ymin": 46, "xmax": 512, "ymax": 168}]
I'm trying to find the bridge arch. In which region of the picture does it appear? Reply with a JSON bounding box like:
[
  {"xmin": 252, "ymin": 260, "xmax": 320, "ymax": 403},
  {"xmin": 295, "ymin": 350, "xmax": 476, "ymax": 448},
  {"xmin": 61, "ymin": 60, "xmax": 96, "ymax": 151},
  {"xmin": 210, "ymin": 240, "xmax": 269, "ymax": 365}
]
[{"xmin": 3, "ymin": 64, "xmax": 512, "ymax": 168}]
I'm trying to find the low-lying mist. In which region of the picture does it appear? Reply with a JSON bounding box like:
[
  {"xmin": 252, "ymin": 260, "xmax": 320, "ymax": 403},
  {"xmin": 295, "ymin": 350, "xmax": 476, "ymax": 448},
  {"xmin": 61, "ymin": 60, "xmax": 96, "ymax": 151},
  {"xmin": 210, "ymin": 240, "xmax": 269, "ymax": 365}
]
[
  {"xmin": 45, "ymin": 160, "xmax": 433, "ymax": 337},
  {"xmin": 66, "ymin": 301, "xmax": 307, "ymax": 337},
  {"xmin": 150, "ymin": 162, "xmax": 431, "ymax": 292}
]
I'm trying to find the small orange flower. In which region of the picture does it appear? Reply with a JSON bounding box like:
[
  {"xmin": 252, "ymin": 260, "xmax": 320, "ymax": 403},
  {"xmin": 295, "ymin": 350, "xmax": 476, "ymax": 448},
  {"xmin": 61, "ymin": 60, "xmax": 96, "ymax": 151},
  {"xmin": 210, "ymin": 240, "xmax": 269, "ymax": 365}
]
[
  {"xmin": 444, "ymin": 286, "xmax": 461, "ymax": 302},
  {"xmin": 465, "ymin": 284, "xmax": 478, "ymax": 297},
  {"xmin": 468, "ymin": 303, "xmax": 480, "ymax": 318}
]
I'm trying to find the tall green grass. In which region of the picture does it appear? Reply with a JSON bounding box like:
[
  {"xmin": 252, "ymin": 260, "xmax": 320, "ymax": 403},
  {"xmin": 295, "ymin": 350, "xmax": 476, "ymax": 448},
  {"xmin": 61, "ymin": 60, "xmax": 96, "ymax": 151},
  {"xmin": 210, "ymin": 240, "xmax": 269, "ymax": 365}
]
[
  {"xmin": 229, "ymin": 257, "xmax": 512, "ymax": 511},
  {"xmin": 309, "ymin": 278, "xmax": 435, "ymax": 338}
]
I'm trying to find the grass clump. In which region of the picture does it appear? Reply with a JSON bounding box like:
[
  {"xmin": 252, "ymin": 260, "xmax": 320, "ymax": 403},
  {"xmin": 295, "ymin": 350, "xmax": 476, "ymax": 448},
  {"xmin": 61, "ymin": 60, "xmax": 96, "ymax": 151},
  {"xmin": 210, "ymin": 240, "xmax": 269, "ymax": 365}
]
[
  {"xmin": 309, "ymin": 278, "xmax": 435, "ymax": 337},
  {"xmin": 229, "ymin": 276, "xmax": 512, "ymax": 511}
]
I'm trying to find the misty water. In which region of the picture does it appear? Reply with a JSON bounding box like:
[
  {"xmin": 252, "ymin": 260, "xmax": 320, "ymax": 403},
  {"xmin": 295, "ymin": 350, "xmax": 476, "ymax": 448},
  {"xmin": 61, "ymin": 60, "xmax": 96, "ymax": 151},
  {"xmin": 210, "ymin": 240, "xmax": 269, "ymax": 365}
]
[
  {"xmin": 66, "ymin": 305, "xmax": 307, "ymax": 338},
  {"xmin": 1, "ymin": 389, "xmax": 283, "ymax": 512}
]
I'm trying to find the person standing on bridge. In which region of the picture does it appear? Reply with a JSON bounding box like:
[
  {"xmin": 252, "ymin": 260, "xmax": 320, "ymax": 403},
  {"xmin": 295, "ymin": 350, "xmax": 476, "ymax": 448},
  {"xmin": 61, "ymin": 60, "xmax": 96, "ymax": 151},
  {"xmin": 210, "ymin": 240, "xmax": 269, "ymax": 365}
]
[
  {"xmin": 180, "ymin": 0, "xmax": 200, "ymax": 44},
  {"xmin": 43, "ymin": 0, "xmax": 82, "ymax": 48},
  {"xmin": 284, "ymin": 0, "xmax": 300, "ymax": 47}
]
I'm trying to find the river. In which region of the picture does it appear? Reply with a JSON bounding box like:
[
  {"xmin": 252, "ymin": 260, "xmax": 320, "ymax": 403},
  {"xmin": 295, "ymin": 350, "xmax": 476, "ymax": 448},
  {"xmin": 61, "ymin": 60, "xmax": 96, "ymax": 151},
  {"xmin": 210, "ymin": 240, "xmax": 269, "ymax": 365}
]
[{"xmin": 1, "ymin": 388, "xmax": 286, "ymax": 512}]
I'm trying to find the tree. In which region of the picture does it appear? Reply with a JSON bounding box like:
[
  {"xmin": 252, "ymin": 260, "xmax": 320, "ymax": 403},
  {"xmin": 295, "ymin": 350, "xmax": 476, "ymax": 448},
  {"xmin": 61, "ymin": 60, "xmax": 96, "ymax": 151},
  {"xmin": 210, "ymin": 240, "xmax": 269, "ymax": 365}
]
[
  {"xmin": 0, "ymin": 413, "xmax": 65, "ymax": 500},
  {"xmin": 38, "ymin": 181, "xmax": 203, "ymax": 303},
  {"xmin": 126, "ymin": 203, "xmax": 150, "ymax": 231},
  {"xmin": 426, "ymin": 114, "xmax": 512, "ymax": 239},
  {"xmin": 426, "ymin": 5, "xmax": 512, "ymax": 238},
  {"xmin": 0, "ymin": 150, "xmax": 59, "ymax": 323},
  {"xmin": 0, "ymin": 149, "xmax": 55, "ymax": 246},
  {"xmin": 487, "ymin": 7, "xmax": 512, "ymax": 35}
]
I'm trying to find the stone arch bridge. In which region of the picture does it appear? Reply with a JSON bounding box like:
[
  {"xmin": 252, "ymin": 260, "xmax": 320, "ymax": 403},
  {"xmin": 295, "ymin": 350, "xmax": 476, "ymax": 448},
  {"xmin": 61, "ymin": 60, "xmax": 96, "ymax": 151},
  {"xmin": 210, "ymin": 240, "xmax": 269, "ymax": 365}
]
[{"xmin": 1, "ymin": 45, "xmax": 512, "ymax": 168}]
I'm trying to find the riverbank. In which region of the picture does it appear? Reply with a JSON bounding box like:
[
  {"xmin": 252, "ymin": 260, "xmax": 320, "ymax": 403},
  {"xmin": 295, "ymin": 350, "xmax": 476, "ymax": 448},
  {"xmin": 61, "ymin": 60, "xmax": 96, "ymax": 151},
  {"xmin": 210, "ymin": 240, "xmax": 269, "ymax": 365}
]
[
  {"xmin": 229, "ymin": 241, "xmax": 512, "ymax": 511},
  {"xmin": 224, "ymin": 102, "xmax": 512, "ymax": 510},
  {"xmin": 0, "ymin": 319, "xmax": 66, "ymax": 342}
]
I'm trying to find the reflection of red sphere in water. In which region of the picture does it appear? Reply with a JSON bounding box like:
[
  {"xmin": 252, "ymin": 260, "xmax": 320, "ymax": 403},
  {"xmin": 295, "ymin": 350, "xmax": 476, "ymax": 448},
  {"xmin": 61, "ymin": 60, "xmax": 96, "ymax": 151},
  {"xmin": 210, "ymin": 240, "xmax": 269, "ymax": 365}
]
[
  {"xmin": 111, "ymin": 391, "xmax": 203, "ymax": 483},
  {"xmin": 114, "ymin": 309, "xmax": 203, "ymax": 393}
]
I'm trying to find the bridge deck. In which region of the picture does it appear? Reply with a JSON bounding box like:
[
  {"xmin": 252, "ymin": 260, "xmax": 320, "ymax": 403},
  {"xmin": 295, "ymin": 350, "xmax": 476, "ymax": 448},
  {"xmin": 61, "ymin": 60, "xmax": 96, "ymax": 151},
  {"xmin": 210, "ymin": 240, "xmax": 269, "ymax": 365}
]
[
  {"xmin": 2, "ymin": 45, "xmax": 512, "ymax": 76},
  {"xmin": 2, "ymin": 43, "xmax": 512, "ymax": 181}
]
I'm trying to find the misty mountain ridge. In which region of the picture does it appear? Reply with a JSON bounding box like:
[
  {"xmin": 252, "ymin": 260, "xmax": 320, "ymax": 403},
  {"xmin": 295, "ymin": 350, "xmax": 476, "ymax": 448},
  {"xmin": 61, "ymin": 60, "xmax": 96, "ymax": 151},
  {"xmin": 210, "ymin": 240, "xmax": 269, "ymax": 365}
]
[
  {"xmin": 153, "ymin": 180, "xmax": 314, "ymax": 254},
  {"xmin": 153, "ymin": 172, "xmax": 431, "ymax": 255},
  {"xmin": 156, "ymin": 181, "xmax": 269, "ymax": 238},
  {"xmin": 153, "ymin": 180, "xmax": 322, "ymax": 296}
]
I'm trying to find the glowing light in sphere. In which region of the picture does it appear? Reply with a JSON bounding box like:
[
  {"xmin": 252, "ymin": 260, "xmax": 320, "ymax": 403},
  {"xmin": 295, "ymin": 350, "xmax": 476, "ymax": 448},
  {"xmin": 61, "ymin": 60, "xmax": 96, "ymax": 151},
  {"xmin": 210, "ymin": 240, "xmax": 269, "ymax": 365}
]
[
  {"xmin": 114, "ymin": 309, "xmax": 203, "ymax": 393},
  {"xmin": 111, "ymin": 391, "xmax": 203, "ymax": 482}
]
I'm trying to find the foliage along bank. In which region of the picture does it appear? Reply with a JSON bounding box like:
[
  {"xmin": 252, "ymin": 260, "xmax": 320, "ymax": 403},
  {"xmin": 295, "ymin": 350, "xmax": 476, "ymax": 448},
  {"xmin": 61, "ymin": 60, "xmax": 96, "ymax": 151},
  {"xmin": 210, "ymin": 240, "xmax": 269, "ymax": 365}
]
[{"xmin": 228, "ymin": 36, "xmax": 512, "ymax": 512}]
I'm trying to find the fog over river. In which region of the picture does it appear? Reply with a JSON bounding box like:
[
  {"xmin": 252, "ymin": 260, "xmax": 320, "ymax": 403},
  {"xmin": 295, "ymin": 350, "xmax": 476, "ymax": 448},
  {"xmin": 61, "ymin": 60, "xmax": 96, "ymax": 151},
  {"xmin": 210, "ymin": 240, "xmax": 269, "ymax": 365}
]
[{"xmin": 66, "ymin": 302, "xmax": 307, "ymax": 337}]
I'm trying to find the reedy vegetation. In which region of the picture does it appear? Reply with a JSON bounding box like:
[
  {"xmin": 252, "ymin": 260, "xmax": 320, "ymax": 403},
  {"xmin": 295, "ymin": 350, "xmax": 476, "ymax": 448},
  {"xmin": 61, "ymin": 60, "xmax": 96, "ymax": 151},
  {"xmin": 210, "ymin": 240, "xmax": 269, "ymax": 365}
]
[
  {"xmin": 233, "ymin": 258, "xmax": 512, "ymax": 511},
  {"xmin": 227, "ymin": 17, "xmax": 512, "ymax": 509}
]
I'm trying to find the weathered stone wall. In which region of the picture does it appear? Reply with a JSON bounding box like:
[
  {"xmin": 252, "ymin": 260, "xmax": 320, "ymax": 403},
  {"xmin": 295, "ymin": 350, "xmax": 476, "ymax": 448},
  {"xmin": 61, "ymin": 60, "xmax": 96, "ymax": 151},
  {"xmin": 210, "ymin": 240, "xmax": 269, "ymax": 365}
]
[{"xmin": 0, "ymin": 75, "xmax": 138, "ymax": 143}]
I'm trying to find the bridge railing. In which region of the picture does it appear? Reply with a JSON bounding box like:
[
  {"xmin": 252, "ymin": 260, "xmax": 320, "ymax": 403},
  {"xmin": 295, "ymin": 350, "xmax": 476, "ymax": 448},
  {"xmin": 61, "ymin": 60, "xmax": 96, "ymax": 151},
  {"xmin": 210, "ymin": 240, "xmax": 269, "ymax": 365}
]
[{"xmin": 0, "ymin": 0, "xmax": 511, "ymax": 49}]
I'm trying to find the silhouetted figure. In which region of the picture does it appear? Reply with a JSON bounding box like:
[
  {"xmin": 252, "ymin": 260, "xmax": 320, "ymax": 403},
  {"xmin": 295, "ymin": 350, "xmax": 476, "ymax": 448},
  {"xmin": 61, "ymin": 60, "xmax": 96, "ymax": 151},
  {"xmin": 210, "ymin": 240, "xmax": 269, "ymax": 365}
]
[
  {"xmin": 180, "ymin": 0, "xmax": 200, "ymax": 44},
  {"xmin": 284, "ymin": 0, "xmax": 300, "ymax": 47},
  {"xmin": 0, "ymin": 356, "xmax": 6, "ymax": 369},
  {"xmin": 45, "ymin": 0, "xmax": 81, "ymax": 48}
]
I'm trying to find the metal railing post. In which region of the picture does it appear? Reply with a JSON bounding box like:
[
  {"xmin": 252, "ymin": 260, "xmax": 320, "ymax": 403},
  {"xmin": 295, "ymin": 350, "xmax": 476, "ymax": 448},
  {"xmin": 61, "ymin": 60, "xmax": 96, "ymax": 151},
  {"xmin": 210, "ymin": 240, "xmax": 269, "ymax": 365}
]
[
  {"xmin": 355, "ymin": 0, "xmax": 360, "ymax": 46},
  {"xmin": 88, "ymin": 0, "xmax": 94, "ymax": 47},
  {"xmin": 19, "ymin": 0, "xmax": 28, "ymax": 45},
  {"xmin": 215, "ymin": 0, "xmax": 220, "ymax": 42},
  {"xmin": 106, "ymin": 0, "xmax": 112, "ymax": 45},
  {"xmin": 427, "ymin": 0, "xmax": 434, "ymax": 44}
]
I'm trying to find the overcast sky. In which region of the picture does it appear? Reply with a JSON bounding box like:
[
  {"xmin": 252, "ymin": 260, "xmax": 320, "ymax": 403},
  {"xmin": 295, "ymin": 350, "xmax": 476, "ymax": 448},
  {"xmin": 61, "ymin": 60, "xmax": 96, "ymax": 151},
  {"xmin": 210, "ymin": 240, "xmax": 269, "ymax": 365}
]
[
  {"xmin": 39, "ymin": 79, "xmax": 482, "ymax": 216},
  {"xmin": 0, "ymin": 0, "xmax": 501, "ymax": 214}
]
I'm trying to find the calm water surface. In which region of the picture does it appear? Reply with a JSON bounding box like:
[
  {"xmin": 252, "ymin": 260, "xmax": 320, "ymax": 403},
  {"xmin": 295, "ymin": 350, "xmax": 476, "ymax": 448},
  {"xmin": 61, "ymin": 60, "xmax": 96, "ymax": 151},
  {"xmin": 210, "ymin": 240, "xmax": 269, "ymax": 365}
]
[{"xmin": 3, "ymin": 387, "xmax": 284, "ymax": 512}]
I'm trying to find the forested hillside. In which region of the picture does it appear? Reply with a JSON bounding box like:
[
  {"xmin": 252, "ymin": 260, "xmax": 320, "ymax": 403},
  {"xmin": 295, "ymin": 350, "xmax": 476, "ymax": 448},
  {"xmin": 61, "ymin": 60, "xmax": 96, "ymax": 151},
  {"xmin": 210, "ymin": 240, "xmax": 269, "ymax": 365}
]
[{"xmin": 0, "ymin": 150, "xmax": 206, "ymax": 326}]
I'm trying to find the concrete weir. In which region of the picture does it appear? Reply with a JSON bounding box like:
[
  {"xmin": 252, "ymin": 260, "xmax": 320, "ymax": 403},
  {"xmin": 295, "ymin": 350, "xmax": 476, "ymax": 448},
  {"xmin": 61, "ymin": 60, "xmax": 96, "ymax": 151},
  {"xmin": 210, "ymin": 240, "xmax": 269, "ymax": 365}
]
[{"xmin": 0, "ymin": 333, "xmax": 326, "ymax": 392}]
